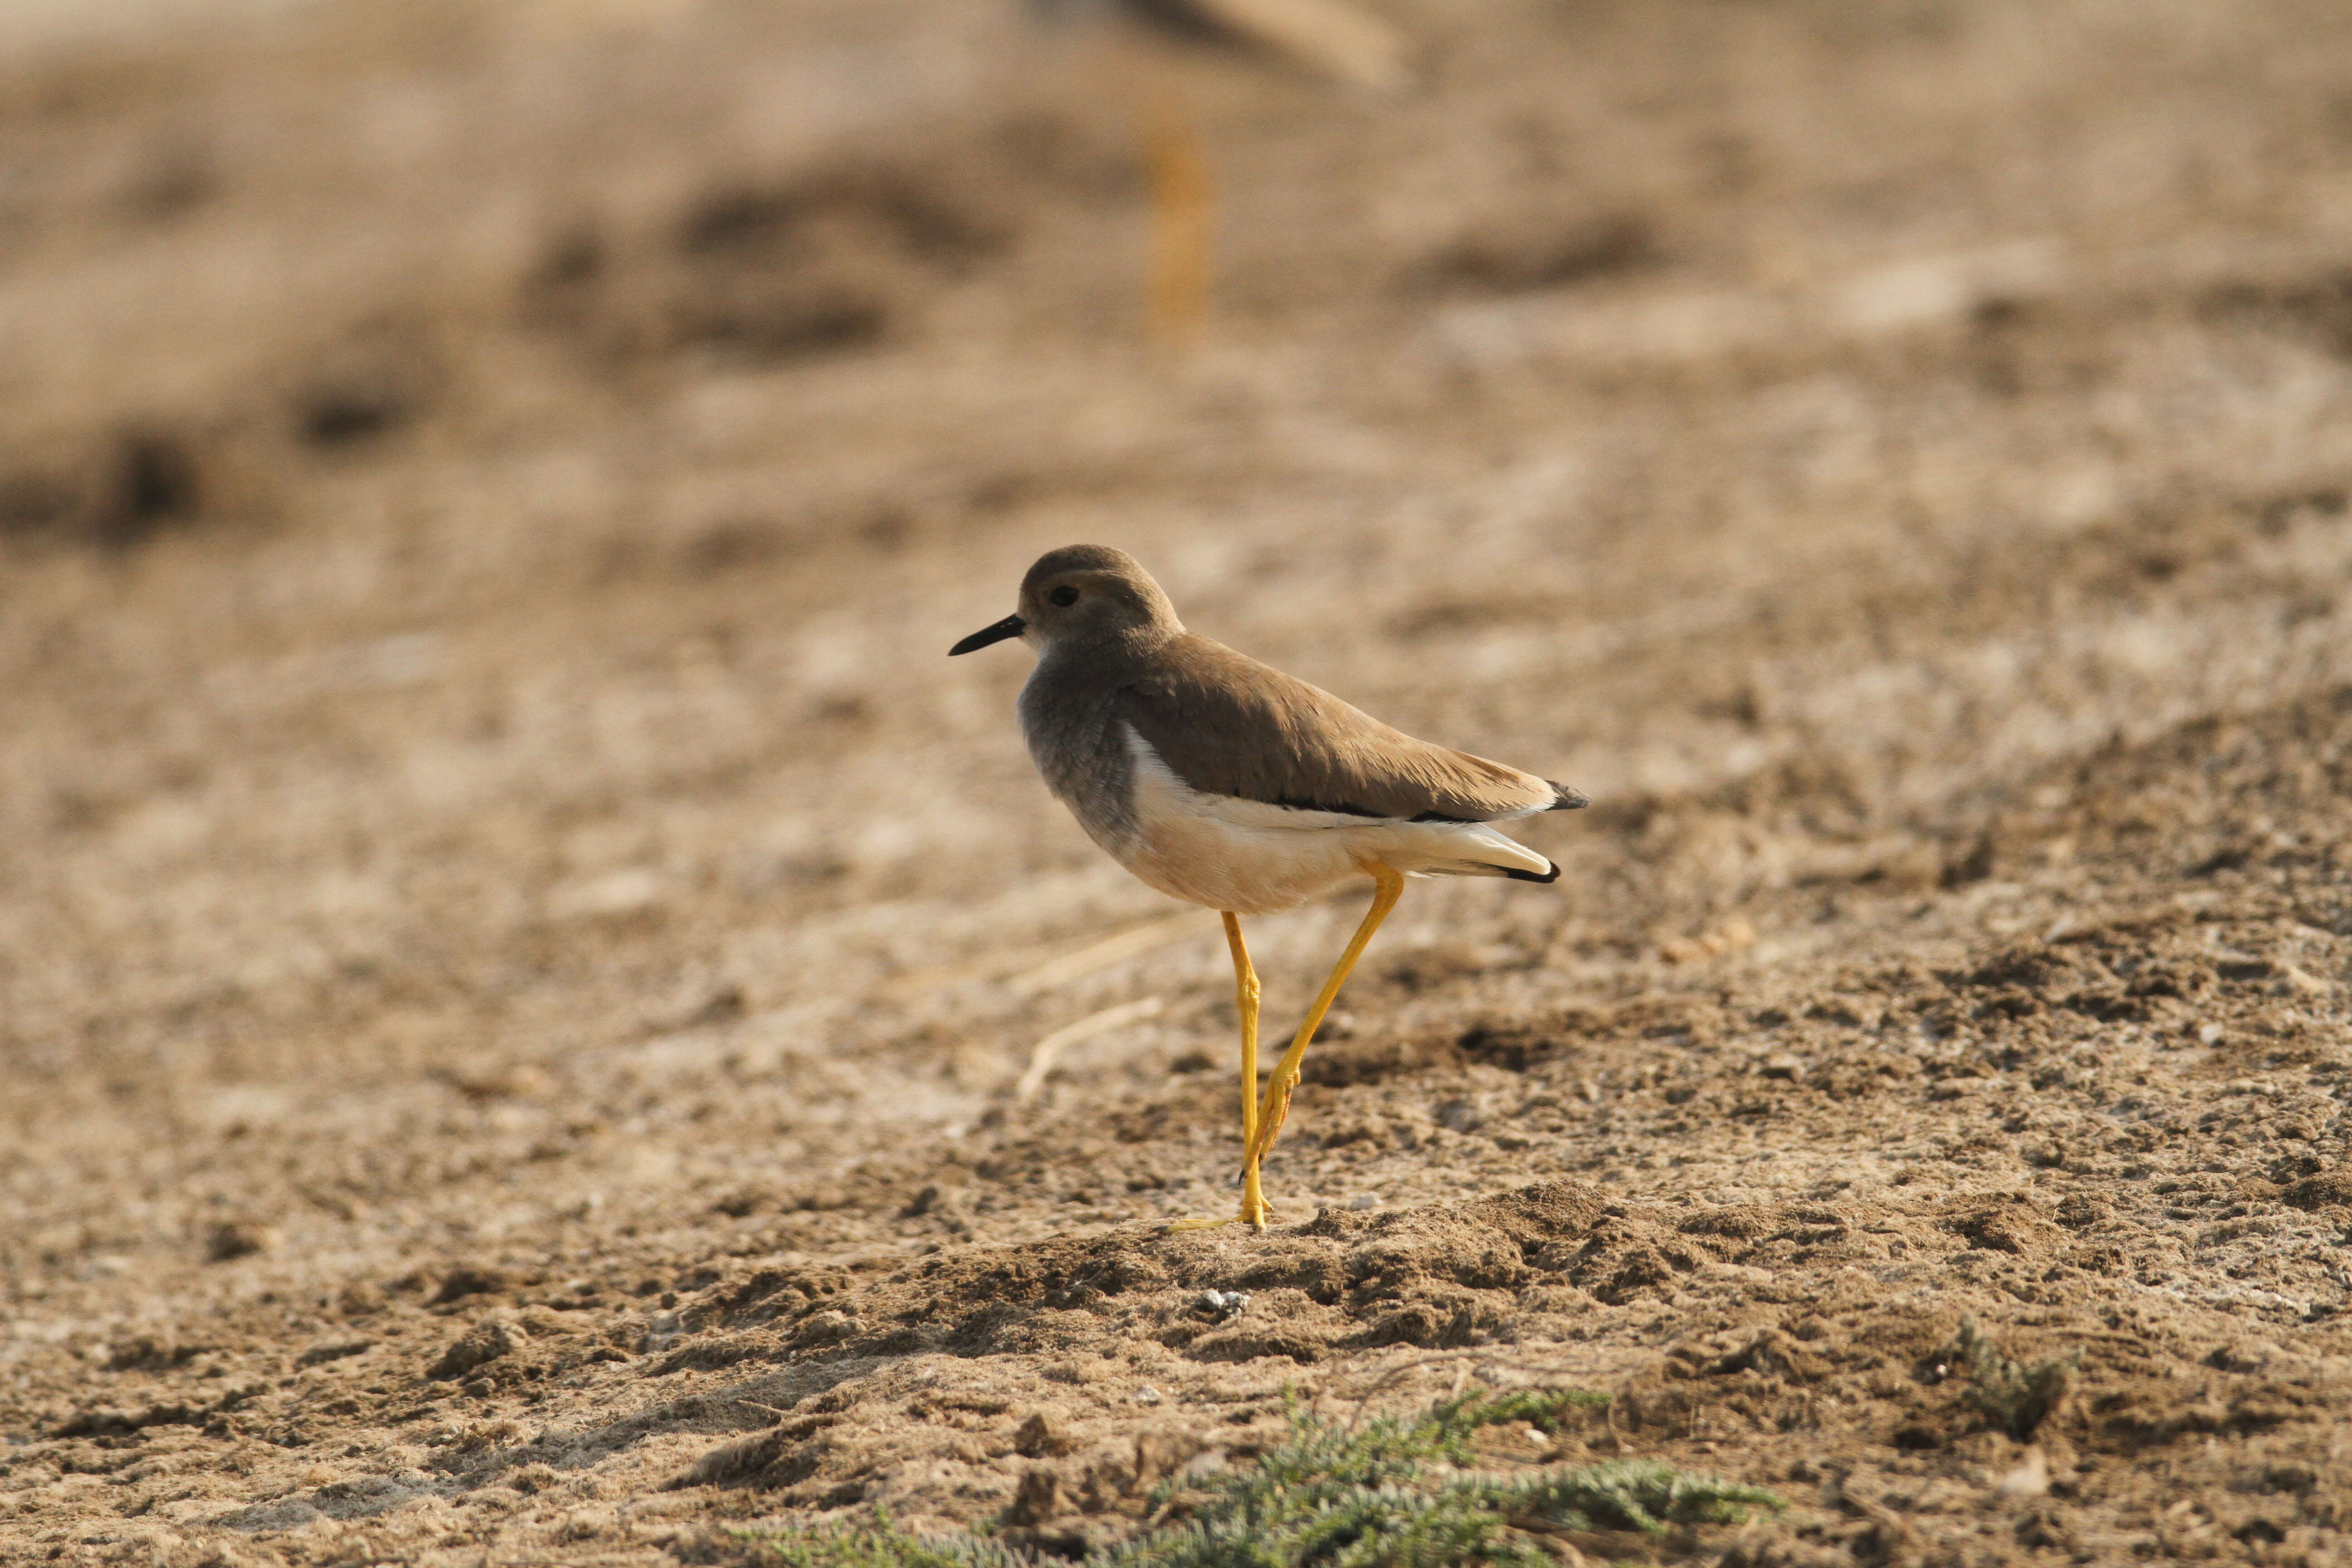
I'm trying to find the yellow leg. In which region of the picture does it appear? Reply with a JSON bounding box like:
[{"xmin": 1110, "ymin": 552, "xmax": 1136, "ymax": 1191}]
[
  {"xmin": 1169, "ymin": 911, "xmax": 1267, "ymax": 1232},
  {"xmin": 1244, "ymin": 864, "xmax": 1406, "ymax": 1186},
  {"xmin": 1144, "ymin": 92, "xmax": 1212, "ymax": 353}
]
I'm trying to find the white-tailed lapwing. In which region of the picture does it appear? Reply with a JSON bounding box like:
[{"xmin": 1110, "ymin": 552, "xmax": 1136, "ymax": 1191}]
[{"xmin": 951, "ymin": 545, "xmax": 1587, "ymax": 1229}]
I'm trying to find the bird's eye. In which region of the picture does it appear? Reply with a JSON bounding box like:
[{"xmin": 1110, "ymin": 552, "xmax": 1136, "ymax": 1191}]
[{"xmin": 1049, "ymin": 585, "xmax": 1079, "ymax": 608}]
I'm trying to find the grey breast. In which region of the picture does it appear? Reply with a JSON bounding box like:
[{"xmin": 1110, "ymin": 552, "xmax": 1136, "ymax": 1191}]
[{"xmin": 1018, "ymin": 653, "xmax": 1142, "ymax": 854}]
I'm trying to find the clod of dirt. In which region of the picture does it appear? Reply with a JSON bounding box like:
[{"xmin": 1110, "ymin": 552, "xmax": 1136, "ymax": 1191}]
[
  {"xmin": 0, "ymin": 467, "xmax": 83, "ymax": 536},
  {"xmin": 1131, "ymin": 1431, "xmax": 1207, "ymax": 1487},
  {"xmin": 106, "ymin": 427, "xmax": 203, "ymax": 544},
  {"xmin": 105, "ymin": 1335, "xmax": 209, "ymax": 1372},
  {"xmin": 668, "ymin": 284, "xmax": 888, "ymax": 367},
  {"xmin": 1434, "ymin": 1096, "xmax": 1486, "ymax": 1132},
  {"xmin": 428, "ymin": 1318, "xmax": 528, "ymax": 1381},
  {"xmin": 1000, "ymin": 1465, "xmax": 1065, "ymax": 1528},
  {"xmin": 674, "ymin": 1411, "xmax": 840, "ymax": 1491},
  {"xmin": 2278, "ymin": 1172, "xmax": 2352, "ymax": 1214},
  {"xmin": 526, "ymin": 151, "xmax": 1020, "ymax": 373},
  {"xmin": 0, "ymin": 426, "xmax": 206, "ymax": 549},
  {"xmin": 293, "ymin": 377, "xmax": 417, "ymax": 449},
  {"xmin": 1949, "ymin": 1196, "xmax": 2066, "ymax": 1256},
  {"xmin": 436, "ymin": 1065, "xmax": 555, "ymax": 1103},
  {"xmin": 2200, "ymin": 268, "xmax": 2352, "ymax": 359},
  {"xmin": 678, "ymin": 161, "xmax": 1008, "ymax": 271},
  {"xmin": 120, "ymin": 144, "xmax": 214, "ymax": 224},
  {"xmin": 204, "ymin": 1219, "xmax": 280, "ymax": 1262},
  {"xmin": 1412, "ymin": 212, "xmax": 1658, "ymax": 296},
  {"xmin": 280, "ymin": 320, "xmax": 442, "ymax": 452},
  {"xmin": 431, "ymin": 1264, "xmax": 515, "ymax": 1303},
  {"xmin": 1014, "ymin": 1410, "xmax": 1078, "ymax": 1458},
  {"xmin": 1382, "ymin": 941, "xmax": 1503, "ymax": 991},
  {"xmin": 1301, "ymin": 1033, "xmax": 1465, "ymax": 1087}
]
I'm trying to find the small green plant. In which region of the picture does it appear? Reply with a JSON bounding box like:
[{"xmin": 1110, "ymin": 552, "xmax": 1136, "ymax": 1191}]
[
  {"xmin": 1424, "ymin": 1387, "xmax": 1612, "ymax": 1440},
  {"xmin": 690, "ymin": 1510, "xmax": 1030, "ymax": 1568},
  {"xmin": 1118, "ymin": 1392, "xmax": 1776, "ymax": 1568},
  {"xmin": 1952, "ymin": 1317, "xmax": 2076, "ymax": 1440},
  {"xmin": 706, "ymin": 1390, "xmax": 1778, "ymax": 1568}
]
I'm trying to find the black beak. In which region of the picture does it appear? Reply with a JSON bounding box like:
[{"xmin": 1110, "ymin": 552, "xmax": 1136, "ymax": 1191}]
[{"xmin": 948, "ymin": 614, "xmax": 1026, "ymax": 656}]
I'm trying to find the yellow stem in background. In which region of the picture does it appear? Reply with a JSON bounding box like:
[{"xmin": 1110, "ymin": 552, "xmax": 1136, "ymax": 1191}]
[{"xmin": 1144, "ymin": 91, "xmax": 1213, "ymax": 352}]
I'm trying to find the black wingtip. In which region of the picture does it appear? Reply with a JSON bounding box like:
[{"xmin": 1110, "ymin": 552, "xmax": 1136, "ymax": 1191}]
[
  {"xmin": 1547, "ymin": 782, "xmax": 1591, "ymax": 811},
  {"xmin": 1502, "ymin": 859, "xmax": 1561, "ymax": 885}
]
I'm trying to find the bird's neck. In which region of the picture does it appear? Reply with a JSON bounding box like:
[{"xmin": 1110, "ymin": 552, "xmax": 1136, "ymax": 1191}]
[{"xmin": 1036, "ymin": 623, "xmax": 1182, "ymax": 679}]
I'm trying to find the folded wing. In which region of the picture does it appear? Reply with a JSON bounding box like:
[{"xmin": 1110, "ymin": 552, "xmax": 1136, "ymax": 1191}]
[{"xmin": 1117, "ymin": 634, "xmax": 1561, "ymax": 824}]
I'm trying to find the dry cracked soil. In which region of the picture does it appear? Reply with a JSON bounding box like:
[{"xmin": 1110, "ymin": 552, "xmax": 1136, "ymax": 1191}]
[{"xmin": 4, "ymin": 1, "xmax": 2352, "ymax": 1564}]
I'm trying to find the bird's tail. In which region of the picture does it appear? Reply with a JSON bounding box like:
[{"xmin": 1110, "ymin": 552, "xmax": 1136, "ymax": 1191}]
[{"xmin": 1420, "ymin": 823, "xmax": 1557, "ymax": 883}]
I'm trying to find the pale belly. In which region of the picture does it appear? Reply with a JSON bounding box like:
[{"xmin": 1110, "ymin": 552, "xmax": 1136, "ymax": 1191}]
[
  {"xmin": 1100, "ymin": 727, "xmax": 1553, "ymax": 916},
  {"xmin": 1118, "ymin": 807, "xmax": 1378, "ymax": 914}
]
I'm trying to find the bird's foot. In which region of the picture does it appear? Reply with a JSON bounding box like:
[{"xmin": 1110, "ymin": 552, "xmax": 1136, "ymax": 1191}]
[{"xmin": 1166, "ymin": 1195, "xmax": 1277, "ymax": 1233}]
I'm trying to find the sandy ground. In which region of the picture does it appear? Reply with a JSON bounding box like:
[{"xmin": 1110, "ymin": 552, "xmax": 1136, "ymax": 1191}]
[{"xmin": 5, "ymin": 1, "xmax": 2352, "ymax": 1563}]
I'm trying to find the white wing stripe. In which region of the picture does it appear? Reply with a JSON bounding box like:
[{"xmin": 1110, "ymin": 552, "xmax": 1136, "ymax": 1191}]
[{"xmin": 1127, "ymin": 725, "xmax": 1384, "ymax": 830}]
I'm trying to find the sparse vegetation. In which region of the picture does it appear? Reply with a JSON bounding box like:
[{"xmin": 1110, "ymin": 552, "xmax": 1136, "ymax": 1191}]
[
  {"xmin": 1952, "ymin": 1318, "xmax": 2077, "ymax": 1440},
  {"xmin": 703, "ymin": 1392, "xmax": 1779, "ymax": 1568},
  {"xmin": 688, "ymin": 1511, "xmax": 1030, "ymax": 1568}
]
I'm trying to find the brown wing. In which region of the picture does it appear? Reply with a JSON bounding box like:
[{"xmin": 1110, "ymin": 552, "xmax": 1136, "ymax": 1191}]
[{"xmin": 1117, "ymin": 634, "xmax": 1555, "ymax": 823}]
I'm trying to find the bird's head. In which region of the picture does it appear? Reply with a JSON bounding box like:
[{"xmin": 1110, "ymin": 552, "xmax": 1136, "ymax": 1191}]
[{"xmin": 948, "ymin": 544, "xmax": 1183, "ymax": 657}]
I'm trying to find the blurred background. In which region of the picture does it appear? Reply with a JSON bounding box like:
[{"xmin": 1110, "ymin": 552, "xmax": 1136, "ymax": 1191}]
[{"xmin": 5, "ymin": 0, "xmax": 2352, "ymax": 1548}]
